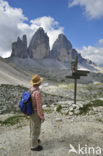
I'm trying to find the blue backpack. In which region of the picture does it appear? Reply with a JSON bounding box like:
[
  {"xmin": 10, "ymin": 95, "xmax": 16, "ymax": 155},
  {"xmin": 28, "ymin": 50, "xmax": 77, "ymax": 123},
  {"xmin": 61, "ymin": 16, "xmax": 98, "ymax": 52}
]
[{"xmin": 19, "ymin": 89, "xmax": 36, "ymax": 115}]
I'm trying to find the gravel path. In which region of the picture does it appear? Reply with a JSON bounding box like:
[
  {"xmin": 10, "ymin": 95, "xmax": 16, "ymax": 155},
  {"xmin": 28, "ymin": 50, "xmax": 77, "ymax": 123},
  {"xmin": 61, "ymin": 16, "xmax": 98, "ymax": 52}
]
[{"xmin": 0, "ymin": 112, "xmax": 103, "ymax": 156}]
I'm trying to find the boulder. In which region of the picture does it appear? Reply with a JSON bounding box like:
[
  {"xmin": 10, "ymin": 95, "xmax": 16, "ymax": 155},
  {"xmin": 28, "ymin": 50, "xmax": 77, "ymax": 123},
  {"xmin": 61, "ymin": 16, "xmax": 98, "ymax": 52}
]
[
  {"xmin": 69, "ymin": 107, "xmax": 74, "ymax": 112},
  {"xmin": 74, "ymin": 109, "xmax": 80, "ymax": 115},
  {"xmin": 69, "ymin": 112, "xmax": 73, "ymax": 116},
  {"xmin": 55, "ymin": 118, "xmax": 62, "ymax": 122}
]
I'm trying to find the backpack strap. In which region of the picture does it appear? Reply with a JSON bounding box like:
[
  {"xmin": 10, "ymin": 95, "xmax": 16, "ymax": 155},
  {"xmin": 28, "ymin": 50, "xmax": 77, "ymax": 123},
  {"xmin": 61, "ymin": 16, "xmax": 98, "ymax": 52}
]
[{"xmin": 30, "ymin": 89, "xmax": 38, "ymax": 96}]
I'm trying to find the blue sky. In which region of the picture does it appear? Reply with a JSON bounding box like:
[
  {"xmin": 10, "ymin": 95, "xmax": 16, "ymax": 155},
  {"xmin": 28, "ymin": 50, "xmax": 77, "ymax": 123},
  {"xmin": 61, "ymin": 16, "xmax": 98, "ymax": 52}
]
[
  {"xmin": 0, "ymin": 0, "xmax": 103, "ymax": 64},
  {"xmin": 5, "ymin": 0, "xmax": 103, "ymax": 48}
]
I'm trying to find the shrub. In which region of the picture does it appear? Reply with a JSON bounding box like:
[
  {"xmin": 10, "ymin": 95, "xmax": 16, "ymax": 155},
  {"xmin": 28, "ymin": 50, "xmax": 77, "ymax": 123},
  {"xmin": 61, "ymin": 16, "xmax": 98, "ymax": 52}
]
[
  {"xmin": 56, "ymin": 105, "xmax": 62, "ymax": 112},
  {"xmin": 79, "ymin": 99, "xmax": 103, "ymax": 115}
]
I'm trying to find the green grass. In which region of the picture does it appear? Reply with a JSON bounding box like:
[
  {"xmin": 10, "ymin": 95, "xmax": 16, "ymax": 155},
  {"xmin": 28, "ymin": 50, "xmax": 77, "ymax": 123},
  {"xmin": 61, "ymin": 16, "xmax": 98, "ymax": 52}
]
[
  {"xmin": 79, "ymin": 104, "xmax": 90, "ymax": 115},
  {"xmin": 79, "ymin": 99, "xmax": 103, "ymax": 115},
  {"xmin": 56, "ymin": 105, "xmax": 62, "ymax": 112},
  {"xmin": 0, "ymin": 115, "xmax": 25, "ymax": 126},
  {"xmin": 87, "ymin": 85, "xmax": 93, "ymax": 91},
  {"xmin": 0, "ymin": 110, "xmax": 20, "ymax": 115},
  {"xmin": 44, "ymin": 109, "xmax": 53, "ymax": 114},
  {"xmin": 65, "ymin": 110, "xmax": 69, "ymax": 115},
  {"xmin": 93, "ymin": 82, "xmax": 103, "ymax": 86},
  {"xmin": 96, "ymin": 119, "xmax": 103, "ymax": 124},
  {"xmin": 91, "ymin": 99, "xmax": 103, "ymax": 107},
  {"xmin": 58, "ymin": 83, "xmax": 74, "ymax": 89},
  {"xmin": 0, "ymin": 84, "xmax": 28, "ymax": 91}
]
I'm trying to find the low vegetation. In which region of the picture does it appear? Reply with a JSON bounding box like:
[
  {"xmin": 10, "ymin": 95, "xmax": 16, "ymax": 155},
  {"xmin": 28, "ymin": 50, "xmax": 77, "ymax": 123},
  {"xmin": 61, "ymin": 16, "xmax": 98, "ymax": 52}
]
[
  {"xmin": 79, "ymin": 100, "xmax": 103, "ymax": 115},
  {"xmin": 44, "ymin": 109, "xmax": 53, "ymax": 114},
  {"xmin": 0, "ymin": 115, "xmax": 25, "ymax": 126},
  {"xmin": 0, "ymin": 84, "xmax": 68, "ymax": 114},
  {"xmin": 81, "ymin": 84, "xmax": 103, "ymax": 101},
  {"xmin": 56, "ymin": 105, "xmax": 62, "ymax": 112},
  {"xmin": 96, "ymin": 119, "xmax": 103, "ymax": 124},
  {"xmin": 0, "ymin": 83, "xmax": 103, "ymax": 117}
]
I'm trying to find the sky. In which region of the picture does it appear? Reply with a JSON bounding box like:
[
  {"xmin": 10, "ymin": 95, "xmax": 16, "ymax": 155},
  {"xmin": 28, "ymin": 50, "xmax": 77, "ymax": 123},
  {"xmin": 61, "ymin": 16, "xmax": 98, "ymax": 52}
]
[{"xmin": 0, "ymin": 0, "xmax": 103, "ymax": 65}]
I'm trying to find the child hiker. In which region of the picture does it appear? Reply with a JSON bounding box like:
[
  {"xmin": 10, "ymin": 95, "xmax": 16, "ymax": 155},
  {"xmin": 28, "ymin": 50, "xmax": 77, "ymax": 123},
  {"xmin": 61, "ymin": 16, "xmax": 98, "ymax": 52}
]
[{"xmin": 30, "ymin": 74, "xmax": 45, "ymax": 151}]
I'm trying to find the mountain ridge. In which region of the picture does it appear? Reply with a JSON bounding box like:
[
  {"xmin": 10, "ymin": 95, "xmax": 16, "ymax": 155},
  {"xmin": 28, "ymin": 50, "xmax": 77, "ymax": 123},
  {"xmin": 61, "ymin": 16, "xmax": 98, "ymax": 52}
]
[
  {"xmin": 10, "ymin": 27, "xmax": 94, "ymax": 65},
  {"xmin": 6, "ymin": 27, "xmax": 99, "ymax": 74}
]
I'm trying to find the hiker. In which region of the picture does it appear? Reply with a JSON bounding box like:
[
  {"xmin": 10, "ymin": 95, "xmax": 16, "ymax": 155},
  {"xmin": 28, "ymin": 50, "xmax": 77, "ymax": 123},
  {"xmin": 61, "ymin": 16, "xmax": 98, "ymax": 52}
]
[{"xmin": 30, "ymin": 74, "xmax": 45, "ymax": 151}]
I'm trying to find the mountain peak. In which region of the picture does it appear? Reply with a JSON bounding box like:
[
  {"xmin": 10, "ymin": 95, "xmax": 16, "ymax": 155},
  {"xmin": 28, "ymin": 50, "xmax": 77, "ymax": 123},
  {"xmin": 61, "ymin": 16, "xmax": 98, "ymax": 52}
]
[
  {"xmin": 28, "ymin": 27, "xmax": 50, "ymax": 59},
  {"xmin": 11, "ymin": 35, "xmax": 28, "ymax": 58},
  {"xmin": 50, "ymin": 34, "xmax": 72, "ymax": 62},
  {"xmin": 36, "ymin": 27, "xmax": 45, "ymax": 33},
  {"xmin": 33, "ymin": 27, "xmax": 46, "ymax": 38},
  {"xmin": 58, "ymin": 33, "xmax": 67, "ymax": 40}
]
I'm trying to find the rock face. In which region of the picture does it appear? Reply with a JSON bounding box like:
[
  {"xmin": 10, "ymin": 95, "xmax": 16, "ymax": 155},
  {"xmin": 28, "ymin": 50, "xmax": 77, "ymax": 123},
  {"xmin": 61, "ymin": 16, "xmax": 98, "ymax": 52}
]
[
  {"xmin": 72, "ymin": 49, "xmax": 96, "ymax": 66},
  {"xmin": 50, "ymin": 34, "xmax": 72, "ymax": 62},
  {"xmin": 11, "ymin": 35, "xmax": 28, "ymax": 58},
  {"xmin": 72, "ymin": 49, "xmax": 86, "ymax": 63},
  {"xmin": 10, "ymin": 27, "xmax": 96, "ymax": 70},
  {"xmin": 28, "ymin": 27, "xmax": 50, "ymax": 59},
  {"xmin": 86, "ymin": 58, "xmax": 96, "ymax": 66}
]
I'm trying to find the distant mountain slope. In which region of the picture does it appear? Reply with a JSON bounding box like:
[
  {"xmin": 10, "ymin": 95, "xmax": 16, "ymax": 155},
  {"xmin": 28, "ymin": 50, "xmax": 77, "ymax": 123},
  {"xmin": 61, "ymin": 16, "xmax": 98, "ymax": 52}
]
[
  {"xmin": 3, "ymin": 27, "xmax": 103, "ymax": 83},
  {"xmin": 0, "ymin": 56, "xmax": 103, "ymax": 84},
  {"xmin": 0, "ymin": 57, "xmax": 31, "ymax": 86}
]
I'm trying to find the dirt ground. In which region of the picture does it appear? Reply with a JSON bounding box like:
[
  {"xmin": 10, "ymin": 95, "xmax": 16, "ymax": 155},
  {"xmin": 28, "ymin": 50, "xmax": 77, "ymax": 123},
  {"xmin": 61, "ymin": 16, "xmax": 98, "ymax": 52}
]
[{"xmin": 0, "ymin": 112, "xmax": 103, "ymax": 156}]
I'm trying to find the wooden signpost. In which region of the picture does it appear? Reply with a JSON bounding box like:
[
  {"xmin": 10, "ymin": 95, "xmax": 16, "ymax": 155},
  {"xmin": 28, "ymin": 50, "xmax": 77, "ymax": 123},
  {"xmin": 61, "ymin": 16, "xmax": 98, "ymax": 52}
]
[{"xmin": 66, "ymin": 56, "xmax": 90, "ymax": 104}]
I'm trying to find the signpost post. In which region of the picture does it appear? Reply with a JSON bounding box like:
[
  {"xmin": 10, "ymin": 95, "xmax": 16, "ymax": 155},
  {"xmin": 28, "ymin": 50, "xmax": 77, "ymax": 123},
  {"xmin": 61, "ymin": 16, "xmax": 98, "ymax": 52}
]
[{"xmin": 66, "ymin": 56, "xmax": 90, "ymax": 104}]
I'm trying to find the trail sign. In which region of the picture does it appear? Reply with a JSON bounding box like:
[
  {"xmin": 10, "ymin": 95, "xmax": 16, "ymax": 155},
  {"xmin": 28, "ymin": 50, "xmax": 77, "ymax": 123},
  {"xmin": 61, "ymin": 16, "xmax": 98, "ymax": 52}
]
[{"xmin": 66, "ymin": 56, "xmax": 90, "ymax": 104}]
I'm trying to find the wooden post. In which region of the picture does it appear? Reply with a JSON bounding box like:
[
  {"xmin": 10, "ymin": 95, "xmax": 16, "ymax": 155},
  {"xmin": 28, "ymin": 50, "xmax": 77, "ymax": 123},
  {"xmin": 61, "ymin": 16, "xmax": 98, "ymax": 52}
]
[
  {"xmin": 74, "ymin": 56, "xmax": 78, "ymax": 104},
  {"xmin": 74, "ymin": 78, "xmax": 77, "ymax": 104},
  {"xmin": 66, "ymin": 56, "xmax": 90, "ymax": 104}
]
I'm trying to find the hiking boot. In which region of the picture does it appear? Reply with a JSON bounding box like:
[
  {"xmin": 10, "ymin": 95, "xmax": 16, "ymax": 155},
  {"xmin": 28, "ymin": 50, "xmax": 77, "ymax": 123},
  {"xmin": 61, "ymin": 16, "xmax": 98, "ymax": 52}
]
[{"xmin": 31, "ymin": 145, "xmax": 43, "ymax": 151}]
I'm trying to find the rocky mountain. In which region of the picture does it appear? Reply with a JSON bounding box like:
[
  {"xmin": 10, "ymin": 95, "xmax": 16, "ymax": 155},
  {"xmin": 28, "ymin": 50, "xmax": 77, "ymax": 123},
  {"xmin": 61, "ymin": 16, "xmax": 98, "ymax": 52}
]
[
  {"xmin": 50, "ymin": 34, "xmax": 72, "ymax": 63},
  {"xmin": 98, "ymin": 64, "xmax": 103, "ymax": 67},
  {"xmin": 71, "ymin": 49, "xmax": 86, "ymax": 63},
  {"xmin": 28, "ymin": 27, "xmax": 50, "ymax": 59},
  {"xmin": 11, "ymin": 28, "xmax": 50, "ymax": 60},
  {"xmin": 0, "ymin": 57, "xmax": 32, "ymax": 86},
  {"xmin": 8, "ymin": 27, "xmax": 98, "ymax": 74},
  {"xmin": 11, "ymin": 35, "xmax": 28, "ymax": 58}
]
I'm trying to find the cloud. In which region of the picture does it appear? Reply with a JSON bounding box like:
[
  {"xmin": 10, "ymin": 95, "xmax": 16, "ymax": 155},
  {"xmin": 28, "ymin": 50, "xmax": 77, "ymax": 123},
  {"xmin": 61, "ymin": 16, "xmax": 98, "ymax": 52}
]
[
  {"xmin": 78, "ymin": 39, "xmax": 103, "ymax": 65},
  {"xmin": 0, "ymin": 50, "xmax": 11, "ymax": 58},
  {"xmin": 0, "ymin": 0, "xmax": 64, "ymax": 58},
  {"xmin": 30, "ymin": 17, "xmax": 64, "ymax": 48},
  {"xmin": 68, "ymin": 0, "xmax": 103, "ymax": 19},
  {"xmin": 98, "ymin": 39, "xmax": 103, "ymax": 45},
  {"xmin": 0, "ymin": 0, "xmax": 28, "ymax": 56}
]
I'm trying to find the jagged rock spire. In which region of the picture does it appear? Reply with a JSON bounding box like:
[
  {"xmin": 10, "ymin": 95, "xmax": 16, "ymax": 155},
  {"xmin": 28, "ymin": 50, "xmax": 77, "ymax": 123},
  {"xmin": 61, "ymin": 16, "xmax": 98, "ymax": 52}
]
[
  {"xmin": 50, "ymin": 34, "xmax": 72, "ymax": 62},
  {"xmin": 11, "ymin": 35, "xmax": 28, "ymax": 58},
  {"xmin": 28, "ymin": 27, "xmax": 50, "ymax": 59}
]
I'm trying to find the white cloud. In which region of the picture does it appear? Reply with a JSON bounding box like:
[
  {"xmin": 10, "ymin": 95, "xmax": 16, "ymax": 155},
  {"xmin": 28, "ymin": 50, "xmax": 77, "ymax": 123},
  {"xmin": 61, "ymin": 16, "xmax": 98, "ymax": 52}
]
[
  {"xmin": 68, "ymin": 0, "xmax": 103, "ymax": 19},
  {"xmin": 30, "ymin": 17, "xmax": 64, "ymax": 48},
  {"xmin": 0, "ymin": 0, "xmax": 28, "ymax": 53},
  {"xmin": 98, "ymin": 39, "xmax": 103, "ymax": 45},
  {"xmin": 0, "ymin": 0, "xmax": 63, "ymax": 58},
  {"xmin": 78, "ymin": 40, "xmax": 103, "ymax": 65}
]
